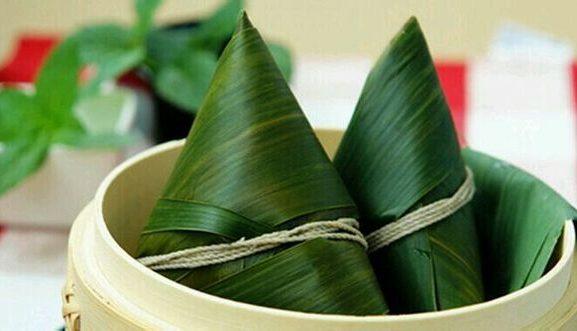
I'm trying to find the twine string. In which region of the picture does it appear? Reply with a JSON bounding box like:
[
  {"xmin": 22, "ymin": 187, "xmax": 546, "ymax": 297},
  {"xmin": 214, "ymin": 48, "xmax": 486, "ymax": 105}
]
[
  {"xmin": 139, "ymin": 168, "xmax": 474, "ymax": 270},
  {"xmin": 138, "ymin": 218, "xmax": 366, "ymax": 271},
  {"xmin": 366, "ymin": 167, "xmax": 475, "ymax": 253}
]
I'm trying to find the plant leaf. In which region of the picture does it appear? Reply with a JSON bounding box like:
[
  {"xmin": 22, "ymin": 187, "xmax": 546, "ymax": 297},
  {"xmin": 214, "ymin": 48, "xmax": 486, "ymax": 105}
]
[
  {"xmin": 135, "ymin": 0, "xmax": 162, "ymax": 39},
  {"xmin": 0, "ymin": 134, "xmax": 50, "ymax": 195},
  {"xmin": 189, "ymin": 0, "xmax": 243, "ymax": 52},
  {"xmin": 51, "ymin": 129, "xmax": 136, "ymax": 149},
  {"xmin": 267, "ymin": 42, "xmax": 293, "ymax": 80},
  {"xmin": 137, "ymin": 12, "xmax": 388, "ymax": 315},
  {"xmin": 146, "ymin": 28, "xmax": 197, "ymax": 69},
  {"xmin": 34, "ymin": 36, "xmax": 83, "ymax": 130},
  {"xmin": 77, "ymin": 24, "xmax": 145, "ymax": 97},
  {"xmin": 463, "ymin": 149, "xmax": 577, "ymax": 299},
  {"xmin": 333, "ymin": 17, "xmax": 484, "ymax": 313},
  {"xmin": 153, "ymin": 50, "xmax": 218, "ymax": 112},
  {"xmin": 78, "ymin": 25, "xmax": 138, "ymax": 64},
  {"xmin": 0, "ymin": 89, "xmax": 39, "ymax": 142}
]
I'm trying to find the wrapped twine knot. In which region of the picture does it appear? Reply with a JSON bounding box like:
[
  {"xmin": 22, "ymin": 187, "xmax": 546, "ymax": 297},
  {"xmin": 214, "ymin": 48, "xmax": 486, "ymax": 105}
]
[
  {"xmin": 366, "ymin": 167, "xmax": 475, "ymax": 253},
  {"xmin": 139, "ymin": 218, "xmax": 366, "ymax": 271},
  {"xmin": 139, "ymin": 168, "xmax": 474, "ymax": 270}
]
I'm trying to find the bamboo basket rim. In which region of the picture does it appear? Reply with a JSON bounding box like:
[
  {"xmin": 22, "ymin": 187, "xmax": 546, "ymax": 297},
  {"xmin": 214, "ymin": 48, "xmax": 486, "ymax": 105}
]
[{"xmin": 93, "ymin": 139, "xmax": 576, "ymax": 322}]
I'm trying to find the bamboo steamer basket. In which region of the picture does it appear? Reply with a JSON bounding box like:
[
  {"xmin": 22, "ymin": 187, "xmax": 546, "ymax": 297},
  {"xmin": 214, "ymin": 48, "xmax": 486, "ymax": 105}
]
[{"xmin": 63, "ymin": 130, "xmax": 577, "ymax": 330}]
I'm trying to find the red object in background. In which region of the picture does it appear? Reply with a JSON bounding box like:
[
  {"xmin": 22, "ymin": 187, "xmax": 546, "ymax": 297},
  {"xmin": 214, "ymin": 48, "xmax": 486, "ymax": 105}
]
[
  {"xmin": 0, "ymin": 35, "xmax": 59, "ymax": 83},
  {"xmin": 570, "ymin": 64, "xmax": 577, "ymax": 190},
  {"xmin": 117, "ymin": 70, "xmax": 151, "ymax": 92},
  {"xmin": 436, "ymin": 62, "xmax": 467, "ymax": 145},
  {"xmin": 0, "ymin": 35, "xmax": 150, "ymax": 91}
]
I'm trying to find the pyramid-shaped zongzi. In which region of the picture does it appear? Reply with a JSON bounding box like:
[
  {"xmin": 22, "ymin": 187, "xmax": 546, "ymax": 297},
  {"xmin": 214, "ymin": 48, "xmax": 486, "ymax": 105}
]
[
  {"xmin": 334, "ymin": 17, "xmax": 484, "ymax": 313},
  {"xmin": 137, "ymin": 12, "xmax": 388, "ymax": 315}
]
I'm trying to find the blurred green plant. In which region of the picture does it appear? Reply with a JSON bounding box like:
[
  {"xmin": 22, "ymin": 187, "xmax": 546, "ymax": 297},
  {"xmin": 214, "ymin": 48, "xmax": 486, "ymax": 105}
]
[
  {"xmin": 0, "ymin": 37, "xmax": 133, "ymax": 196},
  {"xmin": 0, "ymin": 0, "xmax": 292, "ymax": 197},
  {"xmin": 77, "ymin": 0, "xmax": 293, "ymax": 112}
]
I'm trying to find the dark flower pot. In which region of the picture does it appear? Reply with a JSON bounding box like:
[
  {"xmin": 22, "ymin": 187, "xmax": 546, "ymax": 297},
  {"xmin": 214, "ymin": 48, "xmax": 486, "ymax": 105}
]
[{"xmin": 152, "ymin": 88, "xmax": 196, "ymax": 142}]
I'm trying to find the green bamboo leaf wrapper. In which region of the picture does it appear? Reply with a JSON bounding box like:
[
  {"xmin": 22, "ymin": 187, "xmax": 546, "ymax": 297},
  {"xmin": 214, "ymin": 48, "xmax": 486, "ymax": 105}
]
[
  {"xmin": 137, "ymin": 12, "xmax": 388, "ymax": 315},
  {"xmin": 333, "ymin": 17, "xmax": 484, "ymax": 313},
  {"xmin": 463, "ymin": 149, "xmax": 577, "ymax": 299}
]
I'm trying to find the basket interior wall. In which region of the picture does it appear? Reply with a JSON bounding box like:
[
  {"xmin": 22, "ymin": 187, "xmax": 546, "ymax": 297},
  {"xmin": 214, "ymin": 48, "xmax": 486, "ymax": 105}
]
[{"xmin": 102, "ymin": 146, "xmax": 182, "ymax": 255}]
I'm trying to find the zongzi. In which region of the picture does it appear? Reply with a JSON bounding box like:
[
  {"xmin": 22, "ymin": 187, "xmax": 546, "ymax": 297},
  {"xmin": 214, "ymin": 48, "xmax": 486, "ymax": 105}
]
[
  {"xmin": 136, "ymin": 12, "xmax": 388, "ymax": 315},
  {"xmin": 333, "ymin": 17, "xmax": 484, "ymax": 313}
]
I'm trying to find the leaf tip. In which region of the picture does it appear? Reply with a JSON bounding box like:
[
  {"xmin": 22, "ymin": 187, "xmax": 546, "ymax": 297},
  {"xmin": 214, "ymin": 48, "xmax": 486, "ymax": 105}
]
[
  {"xmin": 235, "ymin": 10, "xmax": 254, "ymax": 33},
  {"xmin": 403, "ymin": 16, "xmax": 423, "ymax": 34}
]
